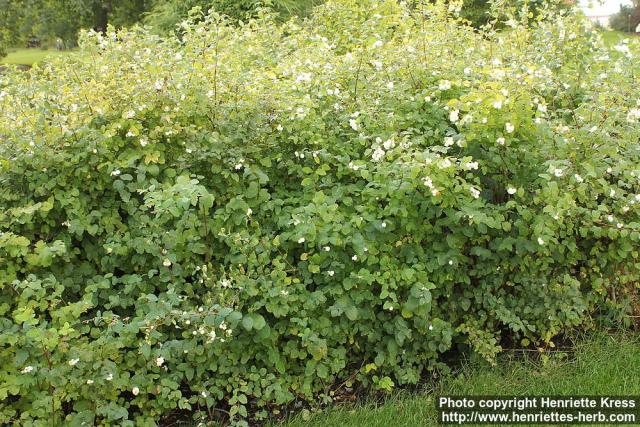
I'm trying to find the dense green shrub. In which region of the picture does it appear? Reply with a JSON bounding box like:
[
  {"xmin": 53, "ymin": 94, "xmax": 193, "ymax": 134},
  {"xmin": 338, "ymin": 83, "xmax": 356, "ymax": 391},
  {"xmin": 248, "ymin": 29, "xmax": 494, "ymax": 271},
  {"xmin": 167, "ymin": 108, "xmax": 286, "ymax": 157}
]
[{"xmin": 1, "ymin": 0, "xmax": 640, "ymax": 425}]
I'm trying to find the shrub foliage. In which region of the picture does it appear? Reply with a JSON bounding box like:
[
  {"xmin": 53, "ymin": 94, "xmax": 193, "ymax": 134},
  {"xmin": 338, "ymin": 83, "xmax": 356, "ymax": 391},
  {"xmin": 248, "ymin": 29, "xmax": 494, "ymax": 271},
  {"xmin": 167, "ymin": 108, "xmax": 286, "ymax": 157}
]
[{"xmin": 1, "ymin": 1, "xmax": 640, "ymax": 425}]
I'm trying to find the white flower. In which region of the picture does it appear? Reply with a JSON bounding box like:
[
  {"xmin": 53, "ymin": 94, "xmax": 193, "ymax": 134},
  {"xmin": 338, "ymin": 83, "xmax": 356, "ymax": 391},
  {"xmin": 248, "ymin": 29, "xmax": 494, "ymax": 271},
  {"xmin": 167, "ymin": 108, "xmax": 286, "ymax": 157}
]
[
  {"xmin": 140, "ymin": 137, "xmax": 148, "ymax": 147},
  {"xmin": 469, "ymin": 186, "xmax": 481, "ymax": 199},
  {"xmin": 68, "ymin": 358, "xmax": 79, "ymax": 366},
  {"xmin": 163, "ymin": 259, "xmax": 172, "ymax": 267},
  {"xmin": 247, "ymin": 208, "xmax": 253, "ymax": 216},
  {"xmin": 324, "ymin": 246, "xmax": 331, "ymax": 252},
  {"xmin": 156, "ymin": 357, "xmax": 165, "ymax": 367},
  {"xmin": 507, "ymin": 187, "xmax": 517, "ymax": 195},
  {"xmin": 349, "ymin": 119, "xmax": 359, "ymax": 131},
  {"xmin": 372, "ymin": 147, "xmax": 385, "ymax": 162},
  {"xmin": 505, "ymin": 122, "xmax": 515, "ymax": 133},
  {"xmin": 617, "ymin": 223, "xmax": 624, "ymax": 229},
  {"xmin": 438, "ymin": 80, "xmax": 451, "ymax": 90},
  {"xmin": 298, "ymin": 237, "xmax": 305, "ymax": 244},
  {"xmin": 381, "ymin": 222, "xmax": 387, "ymax": 228},
  {"xmin": 352, "ymin": 255, "xmax": 358, "ymax": 261},
  {"xmin": 428, "ymin": 325, "xmax": 434, "ymax": 330},
  {"xmin": 132, "ymin": 386, "xmax": 140, "ymax": 396},
  {"xmin": 537, "ymin": 104, "xmax": 547, "ymax": 113},
  {"xmin": 537, "ymin": 237, "xmax": 545, "ymax": 245},
  {"xmin": 86, "ymin": 379, "xmax": 94, "ymax": 384},
  {"xmin": 440, "ymin": 159, "xmax": 452, "ymax": 169},
  {"xmin": 328, "ymin": 270, "xmax": 335, "ymax": 276},
  {"xmin": 627, "ymin": 108, "xmax": 640, "ymax": 123},
  {"xmin": 423, "ymin": 176, "xmax": 434, "ymax": 188},
  {"xmin": 234, "ymin": 163, "xmax": 243, "ymax": 170},
  {"xmin": 464, "ymin": 67, "xmax": 471, "ymax": 74},
  {"xmin": 607, "ymin": 215, "xmax": 614, "ymax": 222},
  {"xmin": 21, "ymin": 366, "xmax": 34, "ymax": 374},
  {"xmin": 111, "ymin": 169, "xmax": 121, "ymax": 177},
  {"xmin": 464, "ymin": 161, "xmax": 479, "ymax": 170},
  {"xmin": 386, "ymin": 81, "xmax": 395, "ymax": 90},
  {"xmin": 372, "ymin": 40, "xmax": 384, "ymax": 48},
  {"xmin": 449, "ymin": 109, "xmax": 459, "ymax": 122},
  {"xmin": 492, "ymin": 100, "xmax": 503, "ymax": 109},
  {"xmin": 295, "ymin": 72, "xmax": 312, "ymax": 83},
  {"xmin": 574, "ymin": 174, "xmax": 584, "ymax": 183},
  {"xmin": 614, "ymin": 43, "xmax": 631, "ymax": 55},
  {"xmin": 553, "ymin": 168, "xmax": 564, "ymax": 177},
  {"xmin": 444, "ymin": 137, "xmax": 454, "ymax": 147},
  {"xmin": 201, "ymin": 391, "xmax": 208, "ymax": 398},
  {"xmin": 383, "ymin": 139, "xmax": 395, "ymax": 150},
  {"xmin": 497, "ymin": 137, "xmax": 505, "ymax": 145},
  {"xmin": 610, "ymin": 189, "xmax": 616, "ymax": 197},
  {"xmin": 492, "ymin": 69, "xmax": 506, "ymax": 79},
  {"xmin": 124, "ymin": 110, "xmax": 135, "ymax": 119},
  {"xmin": 106, "ymin": 373, "xmax": 113, "ymax": 381},
  {"xmin": 154, "ymin": 79, "xmax": 164, "ymax": 90},
  {"xmin": 277, "ymin": 124, "xmax": 284, "ymax": 131}
]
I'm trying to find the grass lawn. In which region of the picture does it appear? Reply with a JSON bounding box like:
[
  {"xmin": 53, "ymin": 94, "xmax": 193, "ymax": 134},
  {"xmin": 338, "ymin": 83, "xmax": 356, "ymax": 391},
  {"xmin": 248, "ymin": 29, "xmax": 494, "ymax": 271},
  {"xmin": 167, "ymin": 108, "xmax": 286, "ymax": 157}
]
[
  {"xmin": 600, "ymin": 29, "xmax": 639, "ymax": 46},
  {"xmin": 1, "ymin": 48, "xmax": 74, "ymax": 66},
  {"xmin": 275, "ymin": 332, "xmax": 640, "ymax": 427}
]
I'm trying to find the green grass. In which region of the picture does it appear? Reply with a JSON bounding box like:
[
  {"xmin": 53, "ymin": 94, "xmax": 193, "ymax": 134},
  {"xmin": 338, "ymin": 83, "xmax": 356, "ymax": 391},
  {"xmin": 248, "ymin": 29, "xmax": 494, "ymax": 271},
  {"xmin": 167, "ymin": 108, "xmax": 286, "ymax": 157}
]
[
  {"xmin": 600, "ymin": 30, "xmax": 639, "ymax": 46},
  {"xmin": 1, "ymin": 48, "xmax": 73, "ymax": 66},
  {"xmin": 275, "ymin": 332, "xmax": 640, "ymax": 427},
  {"xmin": 601, "ymin": 30, "xmax": 628, "ymax": 46}
]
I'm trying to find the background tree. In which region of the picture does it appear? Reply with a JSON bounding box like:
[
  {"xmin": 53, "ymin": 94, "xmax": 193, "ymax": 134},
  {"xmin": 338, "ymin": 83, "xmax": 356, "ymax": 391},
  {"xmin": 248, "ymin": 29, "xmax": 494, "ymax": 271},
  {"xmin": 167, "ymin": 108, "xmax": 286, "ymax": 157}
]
[
  {"xmin": 609, "ymin": 0, "xmax": 640, "ymax": 33},
  {"xmin": 0, "ymin": 33, "xmax": 6, "ymax": 60},
  {"xmin": 0, "ymin": 0, "xmax": 150, "ymax": 47}
]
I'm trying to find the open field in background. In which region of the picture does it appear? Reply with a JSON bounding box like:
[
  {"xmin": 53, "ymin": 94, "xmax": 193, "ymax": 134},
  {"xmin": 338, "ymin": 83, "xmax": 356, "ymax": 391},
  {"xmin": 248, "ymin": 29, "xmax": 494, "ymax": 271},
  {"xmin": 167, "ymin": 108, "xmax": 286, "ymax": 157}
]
[
  {"xmin": 600, "ymin": 30, "xmax": 633, "ymax": 46},
  {"xmin": 1, "ymin": 48, "xmax": 75, "ymax": 66},
  {"xmin": 274, "ymin": 332, "xmax": 640, "ymax": 427}
]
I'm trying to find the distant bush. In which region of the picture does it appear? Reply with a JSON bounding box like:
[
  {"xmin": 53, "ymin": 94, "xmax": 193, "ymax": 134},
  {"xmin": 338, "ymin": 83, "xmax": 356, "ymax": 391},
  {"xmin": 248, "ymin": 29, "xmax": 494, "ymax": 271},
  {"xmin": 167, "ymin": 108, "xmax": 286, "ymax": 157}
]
[
  {"xmin": 1, "ymin": 1, "xmax": 640, "ymax": 425},
  {"xmin": 454, "ymin": 0, "xmax": 570, "ymax": 28},
  {"xmin": 144, "ymin": 0, "xmax": 319, "ymax": 33}
]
